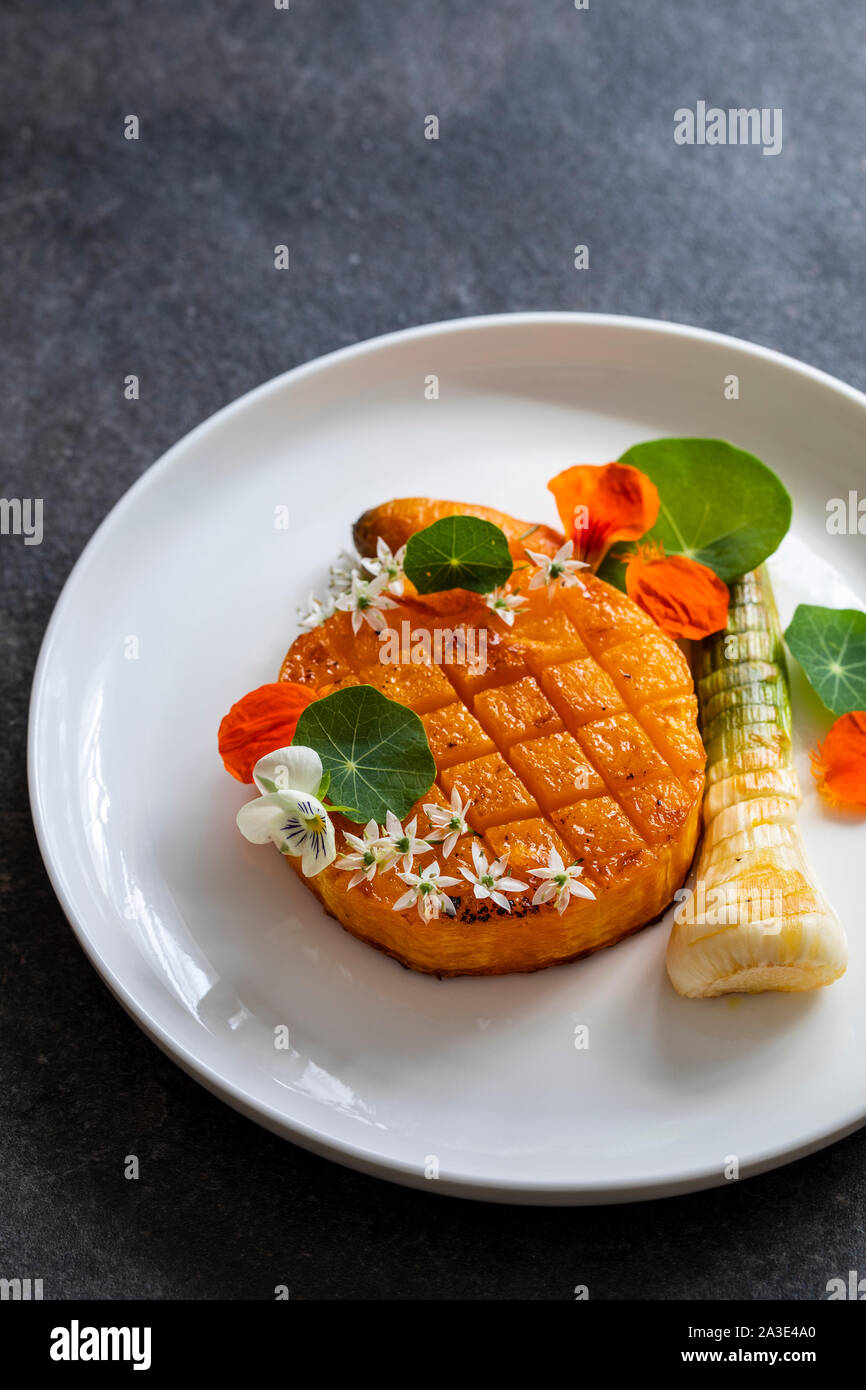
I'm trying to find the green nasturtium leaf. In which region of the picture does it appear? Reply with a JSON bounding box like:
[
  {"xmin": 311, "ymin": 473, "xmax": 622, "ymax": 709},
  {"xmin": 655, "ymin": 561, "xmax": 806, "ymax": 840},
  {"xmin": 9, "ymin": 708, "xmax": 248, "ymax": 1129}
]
[
  {"xmin": 293, "ymin": 685, "xmax": 435, "ymax": 823},
  {"xmin": 784, "ymin": 605, "xmax": 866, "ymax": 715},
  {"xmin": 600, "ymin": 438, "xmax": 792, "ymax": 590},
  {"xmin": 404, "ymin": 515, "xmax": 513, "ymax": 594}
]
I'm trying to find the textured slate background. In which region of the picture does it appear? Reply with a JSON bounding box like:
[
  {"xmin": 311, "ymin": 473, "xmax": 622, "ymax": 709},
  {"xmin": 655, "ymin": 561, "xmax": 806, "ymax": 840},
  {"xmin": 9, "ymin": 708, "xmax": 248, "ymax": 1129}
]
[{"xmin": 2, "ymin": 0, "xmax": 864, "ymax": 1300}]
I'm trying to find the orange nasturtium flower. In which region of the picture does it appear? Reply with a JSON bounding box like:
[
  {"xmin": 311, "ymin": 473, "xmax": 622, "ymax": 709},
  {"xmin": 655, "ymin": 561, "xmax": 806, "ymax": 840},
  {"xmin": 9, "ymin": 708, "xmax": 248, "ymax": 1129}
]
[
  {"xmin": 618, "ymin": 543, "xmax": 730, "ymax": 641},
  {"xmin": 547, "ymin": 462, "xmax": 660, "ymax": 571},
  {"xmin": 810, "ymin": 712, "xmax": 866, "ymax": 811},
  {"xmin": 218, "ymin": 681, "xmax": 316, "ymax": 784}
]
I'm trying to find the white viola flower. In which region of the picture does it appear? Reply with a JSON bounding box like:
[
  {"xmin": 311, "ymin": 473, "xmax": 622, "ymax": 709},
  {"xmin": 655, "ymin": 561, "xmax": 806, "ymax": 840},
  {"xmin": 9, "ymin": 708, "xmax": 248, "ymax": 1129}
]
[
  {"xmin": 328, "ymin": 548, "xmax": 363, "ymax": 597},
  {"xmin": 249, "ymin": 744, "xmax": 323, "ymax": 797},
  {"xmin": 526, "ymin": 539, "xmax": 589, "ymax": 593},
  {"xmin": 393, "ymin": 861, "xmax": 461, "ymax": 922},
  {"xmin": 460, "ymin": 841, "xmax": 528, "ymax": 913},
  {"xmin": 379, "ymin": 811, "xmax": 432, "ymax": 874},
  {"xmin": 422, "ymin": 788, "xmax": 472, "ymax": 858},
  {"xmin": 334, "ymin": 570, "xmax": 398, "ymax": 634},
  {"xmin": 362, "ymin": 537, "xmax": 406, "ymax": 595},
  {"xmin": 297, "ymin": 590, "xmax": 334, "ymax": 630},
  {"xmin": 484, "ymin": 586, "xmax": 527, "ymax": 627},
  {"xmin": 528, "ymin": 848, "xmax": 595, "ymax": 915},
  {"xmin": 336, "ymin": 819, "xmax": 397, "ymax": 888},
  {"xmin": 236, "ymin": 745, "xmax": 335, "ymax": 877}
]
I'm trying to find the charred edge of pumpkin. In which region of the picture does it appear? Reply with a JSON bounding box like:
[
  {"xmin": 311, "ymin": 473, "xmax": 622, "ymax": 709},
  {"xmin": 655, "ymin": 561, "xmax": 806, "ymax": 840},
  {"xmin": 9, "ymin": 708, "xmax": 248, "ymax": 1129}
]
[
  {"xmin": 352, "ymin": 501, "xmax": 564, "ymax": 562},
  {"xmin": 316, "ymin": 890, "xmax": 680, "ymax": 978},
  {"xmin": 352, "ymin": 508, "xmax": 382, "ymax": 558}
]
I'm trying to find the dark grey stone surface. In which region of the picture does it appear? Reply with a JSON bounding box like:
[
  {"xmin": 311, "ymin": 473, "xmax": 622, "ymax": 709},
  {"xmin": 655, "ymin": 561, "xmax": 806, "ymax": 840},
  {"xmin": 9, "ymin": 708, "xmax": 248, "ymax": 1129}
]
[{"xmin": 2, "ymin": 0, "xmax": 864, "ymax": 1300}]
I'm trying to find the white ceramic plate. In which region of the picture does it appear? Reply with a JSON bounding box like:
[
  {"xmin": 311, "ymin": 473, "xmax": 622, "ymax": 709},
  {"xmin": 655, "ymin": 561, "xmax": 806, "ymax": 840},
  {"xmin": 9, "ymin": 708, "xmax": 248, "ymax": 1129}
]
[{"xmin": 29, "ymin": 314, "xmax": 866, "ymax": 1204}]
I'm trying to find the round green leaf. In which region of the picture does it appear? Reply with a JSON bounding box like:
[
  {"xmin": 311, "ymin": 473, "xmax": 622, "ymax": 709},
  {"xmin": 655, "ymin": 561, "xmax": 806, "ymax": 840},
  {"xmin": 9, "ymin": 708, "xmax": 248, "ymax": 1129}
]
[
  {"xmin": 404, "ymin": 515, "xmax": 513, "ymax": 595},
  {"xmin": 605, "ymin": 438, "xmax": 791, "ymax": 586},
  {"xmin": 293, "ymin": 685, "xmax": 436, "ymax": 824},
  {"xmin": 784, "ymin": 605, "xmax": 866, "ymax": 715}
]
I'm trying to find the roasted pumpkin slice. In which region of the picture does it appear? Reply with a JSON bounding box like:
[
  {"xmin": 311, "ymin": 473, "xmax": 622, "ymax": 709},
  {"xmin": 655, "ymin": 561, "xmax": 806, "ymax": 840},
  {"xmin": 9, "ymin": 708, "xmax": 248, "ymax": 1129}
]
[{"xmin": 280, "ymin": 498, "xmax": 705, "ymax": 975}]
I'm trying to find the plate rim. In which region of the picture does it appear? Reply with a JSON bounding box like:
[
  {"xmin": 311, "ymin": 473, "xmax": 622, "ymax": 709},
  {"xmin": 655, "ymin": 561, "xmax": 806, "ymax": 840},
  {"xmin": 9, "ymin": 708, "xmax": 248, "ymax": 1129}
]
[{"xmin": 27, "ymin": 310, "xmax": 866, "ymax": 1204}]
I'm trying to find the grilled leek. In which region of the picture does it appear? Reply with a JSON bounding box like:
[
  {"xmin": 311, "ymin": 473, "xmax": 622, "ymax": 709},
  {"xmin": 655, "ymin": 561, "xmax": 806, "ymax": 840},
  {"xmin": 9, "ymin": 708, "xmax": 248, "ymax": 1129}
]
[{"xmin": 666, "ymin": 567, "xmax": 847, "ymax": 997}]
